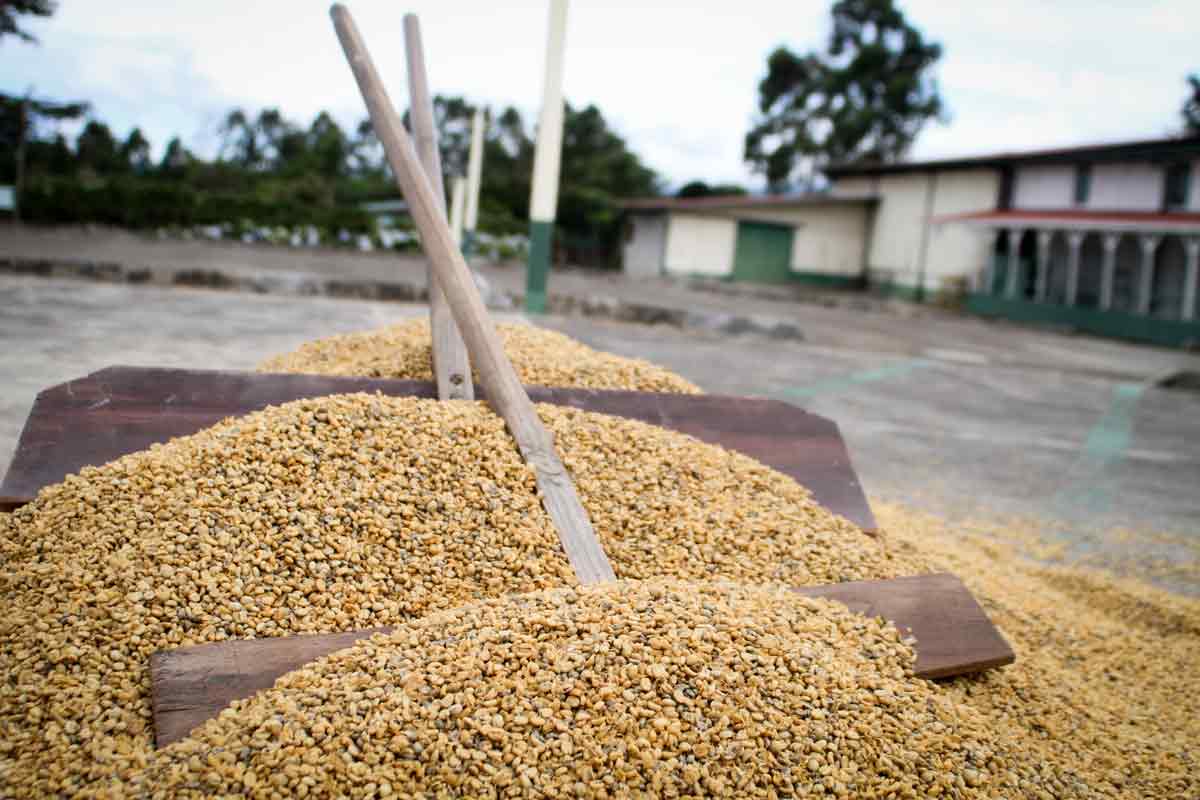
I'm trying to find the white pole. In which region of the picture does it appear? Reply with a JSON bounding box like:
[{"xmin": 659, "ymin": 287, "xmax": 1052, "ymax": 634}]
[
  {"xmin": 449, "ymin": 175, "xmax": 466, "ymax": 248},
  {"xmin": 525, "ymin": 0, "xmax": 569, "ymax": 312},
  {"xmin": 530, "ymin": 0, "xmax": 566, "ymax": 224},
  {"xmin": 464, "ymin": 107, "xmax": 485, "ymax": 242}
]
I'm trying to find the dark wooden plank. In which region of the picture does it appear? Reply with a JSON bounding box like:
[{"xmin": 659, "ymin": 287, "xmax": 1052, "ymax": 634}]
[
  {"xmin": 149, "ymin": 572, "xmax": 1013, "ymax": 746},
  {"xmin": 150, "ymin": 628, "xmax": 390, "ymax": 749},
  {"xmin": 0, "ymin": 366, "xmax": 875, "ymax": 531},
  {"xmin": 794, "ymin": 572, "xmax": 1015, "ymax": 679}
]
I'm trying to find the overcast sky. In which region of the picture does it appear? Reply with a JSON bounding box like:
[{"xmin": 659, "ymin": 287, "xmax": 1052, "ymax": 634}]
[{"xmin": 4, "ymin": 0, "xmax": 1197, "ymax": 190}]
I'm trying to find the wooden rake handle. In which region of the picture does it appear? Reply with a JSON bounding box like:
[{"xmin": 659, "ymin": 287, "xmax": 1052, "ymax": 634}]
[
  {"xmin": 331, "ymin": 4, "xmax": 615, "ymax": 584},
  {"xmin": 402, "ymin": 14, "xmax": 473, "ymax": 402}
]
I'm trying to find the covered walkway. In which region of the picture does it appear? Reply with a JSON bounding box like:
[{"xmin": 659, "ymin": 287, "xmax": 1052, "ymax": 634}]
[{"xmin": 947, "ymin": 210, "xmax": 1200, "ymax": 346}]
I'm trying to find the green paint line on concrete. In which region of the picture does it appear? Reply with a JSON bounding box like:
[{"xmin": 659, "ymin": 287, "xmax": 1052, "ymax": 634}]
[
  {"xmin": 782, "ymin": 358, "xmax": 934, "ymax": 399},
  {"xmin": 1052, "ymin": 382, "xmax": 1147, "ymax": 513},
  {"xmin": 1080, "ymin": 383, "xmax": 1145, "ymax": 465},
  {"xmin": 525, "ymin": 220, "xmax": 553, "ymax": 314}
]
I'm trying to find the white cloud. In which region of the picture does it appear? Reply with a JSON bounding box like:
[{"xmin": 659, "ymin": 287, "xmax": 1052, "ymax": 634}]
[{"xmin": 2, "ymin": 0, "xmax": 1197, "ymax": 189}]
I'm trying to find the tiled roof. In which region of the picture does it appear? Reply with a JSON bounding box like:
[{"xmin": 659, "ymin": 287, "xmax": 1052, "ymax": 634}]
[
  {"xmin": 620, "ymin": 193, "xmax": 875, "ymax": 211},
  {"xmin": 827, "ymin": 135, "xmax": 1200, "ymax": 178}
]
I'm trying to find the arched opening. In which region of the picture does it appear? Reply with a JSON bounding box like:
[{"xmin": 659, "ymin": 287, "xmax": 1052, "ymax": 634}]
[
  {"xmin": 1152, "ymin": 236, "xmax": 1188, "ymax": 319},
  {"xmin": 1046, "ymin": 232, "xmax": 1070, "ymax": 304},
  {"xmin": 1076, "ymin": 233, "xmax": 1103, "ymax": 309},
  {"xmin": 990, "ymin": 230, "xmax": 1012, "ymax": 295},
  {"xmin": 1111, "ymin": 236, "xmax": 1140, "ymax": 313},
  {"xmin": 1017, "ymin": 230, "xmax": 1038, "ymax": 299}
]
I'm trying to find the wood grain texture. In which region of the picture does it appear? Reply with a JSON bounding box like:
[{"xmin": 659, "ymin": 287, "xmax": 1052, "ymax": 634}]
[
  {"xmin": 0, "ymin": 366, "xmax": 877, "ymax": 533},
  {"xmin": 402, "ymin": 13, "xmax": 473, "ymax": 402},
  {"xmin": 149, "ymin": 572, "xmax": 1012, "ymax": 747},
  {"xmin": 332, "ymin": 4, "xmax": 615, "ymax": 584},
  {"xmin": 794, "ymin": 572, "xmax": 1015, "ymax": 679}
]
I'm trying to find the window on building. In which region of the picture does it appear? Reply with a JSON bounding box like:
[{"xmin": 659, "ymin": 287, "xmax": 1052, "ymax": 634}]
[
  {"xmin": 1164, "ymin": 162, "xmax": 1191, "ymax": 210},
  {"xmin": 1073, "ymin": 164, "xmax": 1092, "ymax": 206}
]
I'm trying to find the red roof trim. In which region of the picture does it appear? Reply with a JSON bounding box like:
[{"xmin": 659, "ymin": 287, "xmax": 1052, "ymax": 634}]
[
  {"xmin": 827, "ymin": 135, "xmax": 1200, "ymax": 178},
  {"xmin": 937, "ymin": 209, "xmax": 1200, "ymax": 225},
  {"xmin": 620, "ymin": 193, "xmax": 875, "ymax": 211}
]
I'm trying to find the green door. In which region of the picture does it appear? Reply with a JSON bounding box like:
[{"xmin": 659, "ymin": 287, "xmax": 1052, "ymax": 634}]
[{"xmin": 733, "ymin": 221, "xmax": 794, "ymax": 283}]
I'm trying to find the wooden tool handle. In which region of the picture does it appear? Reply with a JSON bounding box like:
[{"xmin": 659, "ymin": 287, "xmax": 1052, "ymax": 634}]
[
  {"xmin": 332, "ymin": 4, "xmax": 615, "ymax": 585},
  {"xmin": 402, "ymin": 14, "xmax": 473, "ymax": 401}
]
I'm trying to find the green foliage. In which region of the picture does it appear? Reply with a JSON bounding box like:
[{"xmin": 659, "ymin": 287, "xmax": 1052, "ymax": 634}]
[
  {"xmin": 0, "ymin": 0, "xmax": 54, "ymax": 44},
  {"xmin": 18, "ymin": 174, "xmax": 373, "ymax": 233},
  {"xmin": 558, "ymin": 104, "xmax": 659, "ymax": 264},
  {"xmin": 1184, "ymin": 73, "xmax": 1200, "ymax": 135},
  {"xmin": 119, "ymin": 128, "xmax": 151, "ymax": 174},
  {"xmin": 676, "ymin": 181, "xmax": 748, "ymax": 198},
  {"xmin": 10, "ymin": 87, "xmax": 658, "ymax": 265},
  {"xmin": 409, "ymin": 97, "xmax": 658, "ymax": 264},
  {"xmin": 744, "ymin": 0, "xmax": 944, "ymax": 191},
  {"xmin": 76, "ymin": 120, "xmax": 120, "ymax": 174},
  {"xmin": 0, "ymin": 92, "xmax": 88, "ymax": 181}
]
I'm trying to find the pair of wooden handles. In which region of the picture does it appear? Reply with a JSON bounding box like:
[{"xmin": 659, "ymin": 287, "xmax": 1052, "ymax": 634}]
[{"xmin": 331, "ymin": 5, "xmax": 615, "ymax": 584}]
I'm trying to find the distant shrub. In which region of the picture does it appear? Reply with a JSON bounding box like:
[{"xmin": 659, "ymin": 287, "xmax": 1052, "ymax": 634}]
[{"xmin": 19, "ymin": 176, "xmax": 375, "ymax": 233}]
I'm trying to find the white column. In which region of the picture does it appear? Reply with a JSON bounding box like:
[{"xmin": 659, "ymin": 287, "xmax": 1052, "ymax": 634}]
[
  {"xmin": 464, "ymin": 108, "xmax": 485, "ymax": 235},
  {"xmin": 1100, "ymin": 233, "xmax": 1120, "ymax": 311},
  {"xmin": 1006, "ymin": 228, "xmax": 1023, "ymax": 298},
  {"xmin": 1035, "ymin": 230, "xmax": 1053, "ymax": 302},
  {"xmin": 1137, "ymin": 234, "xmax": 1161, "ymax": 315},
  {"xmin": 1065, "ymin": 232, "xmax": 1084, "ymax": 307},
  {"xmin": 1182, "ymin": 237, "xmax": 1199, "ymax": 321},
  {"xmin": 529, "ymin": 0, "xmax": 569, "ymax": 224}
]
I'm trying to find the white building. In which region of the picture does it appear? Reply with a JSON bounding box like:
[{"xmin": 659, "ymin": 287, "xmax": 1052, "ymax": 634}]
[
  {"xmin": 621, "ymin": 194, "xmax": 874, "ymax": 288},
  {"xmin": 621, "ymin": 135, "xmax": 1200, "ymax": 346}
]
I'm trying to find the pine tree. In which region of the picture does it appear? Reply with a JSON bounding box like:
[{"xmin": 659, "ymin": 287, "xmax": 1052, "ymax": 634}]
[{"xmin": 744, "ymin": 0, "xmax": 943, "ymax": 191}]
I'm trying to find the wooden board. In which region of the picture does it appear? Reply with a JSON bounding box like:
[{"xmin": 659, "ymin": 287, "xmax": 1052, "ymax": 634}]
[
  {"xmin": 0, "ymin": 366, "xmax": 876, "ymax": 532},
  {"xmin": 149, "ymin": 572, "xmax": 1014, "ymax": 747}
]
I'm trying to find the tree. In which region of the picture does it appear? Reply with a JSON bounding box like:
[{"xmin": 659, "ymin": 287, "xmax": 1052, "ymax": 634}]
[
  {"xmin": 1, "ymin": 0, "xmax": 54, "ymax": 44},
  {"xmin": 158, "ymin": 136, "xmax": 192, "ymax": 178},
  {"xmin": 24, "ymin": 131, "xmax": 71, "ymax": 175},
  {"xmin": 556, "ymin": 103, "xmax": 659, "ymax": 263},
  {"xmin": 119, "ymin": 127, "xmax": 151, "ymax": 173},
  {"xmin": 401, "ymin": 95, "xmax": 477, "ymax": 184},
  {"xmin": 75, "ymin": 120, "xmax": 119, "ymax": 174},
  {"xmin": 254, "ymin": 108, "xmax": 294, "ymax": 169},
  {"xmin": 479, "ymin": 106, "xmax": 534, "ymax": 233},
  {"xmin": 1183, "ymin": 73, "xmax": 1200, "ymax": 135},
  {"xmin": 676, "ymin": 181, "xmax": 747, "ymax": 198},
  {"xmin": 0, "ymin": 0, "xmax": 86, "ymax": 222},
  {"xmin": 305, "ymin": 111, "xmax": 349, "ymax": 178},
  {"xmin": 349, "ymin": 118, "xmax": 384, "ymax": 177},
  {"xmin": 744, "ymin": 0, "xmax": 943, "ymax": 191},
  {"xmin": 218, "ymin": 108, "xmax": 263, "ymax": 169},
  {"xmin": 0, "ymin": 92, "xmax": 86, "ymax": 180}
]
